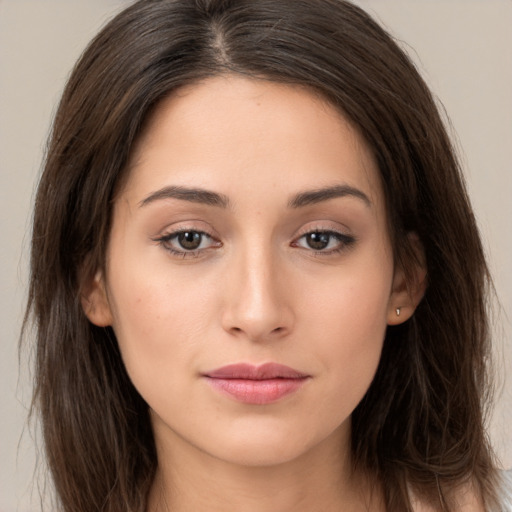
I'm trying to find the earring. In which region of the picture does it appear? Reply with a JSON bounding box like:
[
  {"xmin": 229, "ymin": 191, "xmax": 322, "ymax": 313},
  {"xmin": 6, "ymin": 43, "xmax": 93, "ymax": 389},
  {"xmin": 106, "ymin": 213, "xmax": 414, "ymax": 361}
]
[{"xmin": 396, "ymin": 307, "xmax": 401, "ymax": 317}]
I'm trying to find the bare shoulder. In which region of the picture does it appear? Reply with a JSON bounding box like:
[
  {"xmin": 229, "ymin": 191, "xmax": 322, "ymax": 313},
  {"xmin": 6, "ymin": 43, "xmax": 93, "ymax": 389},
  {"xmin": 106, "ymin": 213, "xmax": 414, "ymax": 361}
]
[
  {"xmin": 411, "ymin": 471, "xmax": 512, "ymax": 512},
  {"xmin": 411, "ymin": 482, "xmax": 485, "ymax": 512},
  {"xmin": 452, "ymin": 485, "xmax": 486, "ymax": 512}
]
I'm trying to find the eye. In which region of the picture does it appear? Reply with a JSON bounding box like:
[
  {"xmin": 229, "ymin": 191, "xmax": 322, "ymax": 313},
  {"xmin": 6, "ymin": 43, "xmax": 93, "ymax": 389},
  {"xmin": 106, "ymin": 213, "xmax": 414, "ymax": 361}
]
[
  {"xmin": 175, "ymin": 231, "xmax": 205, "ymax": 250},
  {"xmin": 293, "ymin": 230, "xmax": 355, "ymax": 253},
  {"xmin": 155, "ymin": 229, "xmax": 220, "ymax": 256}
]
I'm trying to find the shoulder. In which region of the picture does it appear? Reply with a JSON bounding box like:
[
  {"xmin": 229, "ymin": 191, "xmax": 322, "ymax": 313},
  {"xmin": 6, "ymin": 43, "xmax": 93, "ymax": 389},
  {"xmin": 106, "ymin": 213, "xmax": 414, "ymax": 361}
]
[
  {"xmin": 412, "ymin": 471, "xmax": 512, "ymax": 512},
  {"xmin": 499, "ymin": 469, "xmax": 512, "ymax": 511},
  {"xmin": 412, "ymin": 491, "xmax": 483, "ymax": 512},
  {"xmin": 412, "ymin": 483, "xmax": 494, "ymax": 512}
]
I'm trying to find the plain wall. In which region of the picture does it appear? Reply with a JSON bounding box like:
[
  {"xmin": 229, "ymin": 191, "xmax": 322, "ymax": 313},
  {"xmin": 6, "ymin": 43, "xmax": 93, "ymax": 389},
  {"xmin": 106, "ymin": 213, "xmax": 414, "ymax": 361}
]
[{"xmin": 1, "ymin": 1, "xmax": 510, "ymax": 510}]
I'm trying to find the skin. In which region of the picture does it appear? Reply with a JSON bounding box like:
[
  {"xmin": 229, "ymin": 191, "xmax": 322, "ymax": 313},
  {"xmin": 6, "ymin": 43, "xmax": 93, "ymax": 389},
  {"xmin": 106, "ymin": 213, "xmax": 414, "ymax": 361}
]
[{"xmin": 84, "ymin": 75, "xmax": 427, "ymax": 512}]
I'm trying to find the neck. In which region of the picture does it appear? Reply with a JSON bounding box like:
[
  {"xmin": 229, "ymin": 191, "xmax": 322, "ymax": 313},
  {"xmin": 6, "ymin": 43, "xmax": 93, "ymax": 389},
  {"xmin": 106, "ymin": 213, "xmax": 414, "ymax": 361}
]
[{"xmin": 147, "ymin": 425, "xmax": 384, "ymax": 512}]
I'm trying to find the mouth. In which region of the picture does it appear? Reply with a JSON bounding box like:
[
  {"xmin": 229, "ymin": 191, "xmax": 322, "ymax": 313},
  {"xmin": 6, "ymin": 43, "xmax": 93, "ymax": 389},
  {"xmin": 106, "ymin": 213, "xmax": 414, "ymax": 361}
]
[{"xmin": 202, "ymin": 363, "xmax": 310, "ymax": 405}]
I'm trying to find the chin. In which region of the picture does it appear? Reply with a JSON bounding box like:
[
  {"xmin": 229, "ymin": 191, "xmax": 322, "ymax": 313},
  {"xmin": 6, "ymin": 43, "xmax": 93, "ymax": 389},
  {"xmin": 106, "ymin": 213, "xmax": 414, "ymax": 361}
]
[
  {"xmin": 211, "ymin": 439, "xmax": 315, "ymax": 468},
  {"xmin": 197, "ymin": 417, "xmax": 348, "ymax": 469}
]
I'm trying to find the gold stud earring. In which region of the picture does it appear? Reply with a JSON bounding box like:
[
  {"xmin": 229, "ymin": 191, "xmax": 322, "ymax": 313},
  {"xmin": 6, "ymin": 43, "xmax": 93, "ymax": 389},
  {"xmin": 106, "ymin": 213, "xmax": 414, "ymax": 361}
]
[{"xmin": 396, "ymin": 307, "xmax": 401, "ymax": 317}]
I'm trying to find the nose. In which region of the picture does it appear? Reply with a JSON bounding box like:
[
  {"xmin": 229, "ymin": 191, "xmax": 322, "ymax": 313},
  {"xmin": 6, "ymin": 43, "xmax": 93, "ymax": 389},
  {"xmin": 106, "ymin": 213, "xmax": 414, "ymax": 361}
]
[{"xmin": 221, "ymin": 247, "xmax": 294, "ymax": 342}]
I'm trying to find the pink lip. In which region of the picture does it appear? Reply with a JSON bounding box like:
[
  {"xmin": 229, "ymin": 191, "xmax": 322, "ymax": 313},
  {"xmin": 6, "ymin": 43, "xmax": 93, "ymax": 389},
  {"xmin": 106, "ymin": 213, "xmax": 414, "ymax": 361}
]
[{"xmin": 203, "ymin": 363, "xmax": 310, "ymax": 405}]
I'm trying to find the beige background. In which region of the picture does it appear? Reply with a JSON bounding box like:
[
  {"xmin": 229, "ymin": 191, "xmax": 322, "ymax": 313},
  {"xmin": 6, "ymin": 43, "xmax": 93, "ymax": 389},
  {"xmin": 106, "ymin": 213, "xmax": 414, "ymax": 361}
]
[{"xmin": 1, "ymin": 1, "xmax": 510, "ymax": 510}]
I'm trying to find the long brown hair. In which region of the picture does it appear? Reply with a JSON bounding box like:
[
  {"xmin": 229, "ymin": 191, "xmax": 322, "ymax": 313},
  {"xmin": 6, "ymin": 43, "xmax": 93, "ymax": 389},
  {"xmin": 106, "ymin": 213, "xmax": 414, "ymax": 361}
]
[{"xmin": 24, "ymin": 0, "xmax": 500, "ymax": 510}]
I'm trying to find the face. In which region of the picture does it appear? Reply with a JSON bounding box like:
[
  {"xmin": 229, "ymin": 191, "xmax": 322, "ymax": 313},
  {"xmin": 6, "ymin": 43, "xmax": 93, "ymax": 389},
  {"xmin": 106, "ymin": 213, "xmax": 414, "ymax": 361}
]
[{"xmin": 85, "ymin": 75, "xmax": 417, "ymax": 468}]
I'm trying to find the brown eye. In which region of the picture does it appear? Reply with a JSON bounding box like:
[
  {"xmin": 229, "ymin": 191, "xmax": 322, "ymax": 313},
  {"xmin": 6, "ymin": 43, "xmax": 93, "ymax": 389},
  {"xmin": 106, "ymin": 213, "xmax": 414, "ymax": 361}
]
[
  {"xmin": 177, "ymin": 231, "xmax": 203, "ymax": 250},
  {"xmin": 305, "ymin": 232, "xmax": 331, "ymax": 250},
  {"xmin": 293, "ymin": 230, "xmax": 356, "ymax": 254},
  {"xmin": 156, "ymin": 229, "xmax": 220, "ymax": 256}
]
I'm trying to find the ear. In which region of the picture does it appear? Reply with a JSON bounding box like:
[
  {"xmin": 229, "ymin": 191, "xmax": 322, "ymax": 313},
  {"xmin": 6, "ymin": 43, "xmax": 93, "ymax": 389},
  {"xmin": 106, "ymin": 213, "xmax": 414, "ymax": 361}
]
[
  {"xmin": 387, "ymin": 233, "xmax": 427, "ymax": 326},
  {"xmin": 80, "ymin": 270, "xmax": 113, "ymax": 327}
]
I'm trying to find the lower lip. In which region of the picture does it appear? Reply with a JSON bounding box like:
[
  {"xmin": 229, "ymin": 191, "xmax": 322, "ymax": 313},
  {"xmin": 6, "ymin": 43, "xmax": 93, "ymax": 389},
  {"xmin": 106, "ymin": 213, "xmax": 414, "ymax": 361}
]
[{"xmin": 204, "ymin": 377, "xmax": 308, "ymax": 405}]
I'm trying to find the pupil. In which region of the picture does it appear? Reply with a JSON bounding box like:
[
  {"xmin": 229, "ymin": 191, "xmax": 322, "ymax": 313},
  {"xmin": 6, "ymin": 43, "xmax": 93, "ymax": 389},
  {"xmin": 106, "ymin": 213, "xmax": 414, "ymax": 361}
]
[
  {"xmin": 178, "ymin": 232, "xmax": 202, "ymax": 250},
  {"xmin": 307, "ymin": 232, "xmax": 330, "ymax": 250}
]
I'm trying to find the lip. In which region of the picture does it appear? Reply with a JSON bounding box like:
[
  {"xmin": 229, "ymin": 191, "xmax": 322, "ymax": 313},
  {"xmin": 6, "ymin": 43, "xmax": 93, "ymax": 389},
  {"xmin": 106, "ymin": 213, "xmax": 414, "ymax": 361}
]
[{"xmin": 203, "ymin": 363, "xmax": 310, "ymax": 405}]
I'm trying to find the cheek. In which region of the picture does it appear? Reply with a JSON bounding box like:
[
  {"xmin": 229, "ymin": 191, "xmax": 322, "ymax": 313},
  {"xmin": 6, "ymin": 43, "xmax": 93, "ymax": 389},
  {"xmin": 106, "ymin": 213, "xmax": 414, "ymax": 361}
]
[
  {"xmin": 106, "ymin": 255, "xmax": 220, "ymax": 384},
  {"xmin": 298, "ymin": 258, "xmax": 392, "ymax": 390},
  {"xmin": 303, "ymin": 260, "xmax": 391, "ymax": 337}
]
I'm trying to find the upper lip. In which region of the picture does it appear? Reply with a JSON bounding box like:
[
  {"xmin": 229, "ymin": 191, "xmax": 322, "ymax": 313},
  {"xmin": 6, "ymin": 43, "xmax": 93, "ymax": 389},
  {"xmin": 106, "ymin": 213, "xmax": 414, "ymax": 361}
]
[{"xmin": 204, "ymin": 363, "xmax": 309, "ymax": 380}]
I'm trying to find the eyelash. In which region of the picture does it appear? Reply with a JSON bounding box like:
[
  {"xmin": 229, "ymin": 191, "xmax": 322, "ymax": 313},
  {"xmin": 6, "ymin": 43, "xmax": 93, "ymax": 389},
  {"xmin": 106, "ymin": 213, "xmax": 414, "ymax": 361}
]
[
  {"xmin": 154, "ymin": 228, "xmax": 356, "ymax": 259},
  {"xmin": 292, "ymin": 230, "xmax": 356, "ymax": 255},
  {"xmin": 153, "ymin": 229, "xmax": 220, "ymax": 259}
]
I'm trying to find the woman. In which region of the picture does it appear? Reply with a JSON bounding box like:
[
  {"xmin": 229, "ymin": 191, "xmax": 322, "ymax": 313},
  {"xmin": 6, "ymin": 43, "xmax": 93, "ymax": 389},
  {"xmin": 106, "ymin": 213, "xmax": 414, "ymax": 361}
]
[{"xmin": 24, "ymin": 0, "xmax": 510, "ymax": 510}]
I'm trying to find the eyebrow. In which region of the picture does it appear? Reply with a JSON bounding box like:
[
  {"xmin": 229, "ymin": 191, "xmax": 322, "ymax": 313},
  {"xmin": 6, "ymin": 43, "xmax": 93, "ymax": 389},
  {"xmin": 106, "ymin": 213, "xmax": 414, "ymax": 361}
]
[
  {"xmin": 288, "ymin": 184, "xmax": 371, "ymax": 208},
  {"xmin": 139, "ymin": 185, "xmax": 231, "ymax": 208},
  {"xmin": 138, "ymin": 183, "xmax": 371, "ymax": 210}
]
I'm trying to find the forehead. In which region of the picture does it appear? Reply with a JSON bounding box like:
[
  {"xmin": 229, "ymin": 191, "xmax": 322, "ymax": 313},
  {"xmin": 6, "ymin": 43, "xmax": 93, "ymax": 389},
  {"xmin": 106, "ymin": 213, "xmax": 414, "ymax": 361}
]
[{"xmin": 124, "ymin": 75, "xmax": 384, "ymax": 211}]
